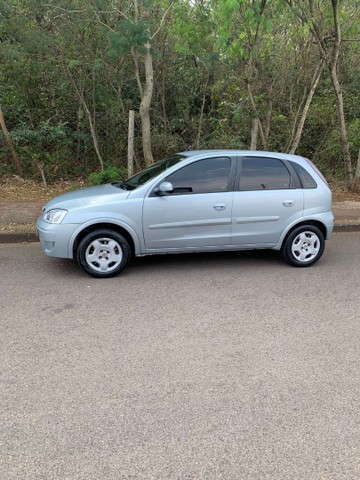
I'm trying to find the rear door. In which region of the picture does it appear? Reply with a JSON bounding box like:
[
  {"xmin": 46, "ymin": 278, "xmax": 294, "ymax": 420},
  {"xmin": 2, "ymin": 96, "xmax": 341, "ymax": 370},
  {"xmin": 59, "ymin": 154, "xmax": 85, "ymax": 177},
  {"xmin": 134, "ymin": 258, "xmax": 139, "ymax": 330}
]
[
  {"xmin": 231, "ymin": 156, "xmax": 304, "ymax": 246},
  {"xmin": 143, "ymin": 156, "xmax": 235, "ymax": 251}
]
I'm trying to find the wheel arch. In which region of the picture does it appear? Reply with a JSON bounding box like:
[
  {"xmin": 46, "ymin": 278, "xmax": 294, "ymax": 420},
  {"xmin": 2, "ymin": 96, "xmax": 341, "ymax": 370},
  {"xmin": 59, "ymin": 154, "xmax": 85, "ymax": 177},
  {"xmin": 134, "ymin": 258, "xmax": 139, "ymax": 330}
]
[
  {"xmin": 72, "ymin": 222, "xmax": 138, "ymax": 258},
  {"xmin": 280, "ymin": 220, "xmax": 327, "ymax": 250}
]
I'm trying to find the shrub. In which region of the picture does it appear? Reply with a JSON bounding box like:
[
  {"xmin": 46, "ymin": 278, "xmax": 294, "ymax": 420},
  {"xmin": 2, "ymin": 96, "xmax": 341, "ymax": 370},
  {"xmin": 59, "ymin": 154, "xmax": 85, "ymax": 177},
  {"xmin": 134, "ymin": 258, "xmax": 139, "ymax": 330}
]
[{"xmin": 89, "ymin": 166, "xmax": 128, "ymax": 185}]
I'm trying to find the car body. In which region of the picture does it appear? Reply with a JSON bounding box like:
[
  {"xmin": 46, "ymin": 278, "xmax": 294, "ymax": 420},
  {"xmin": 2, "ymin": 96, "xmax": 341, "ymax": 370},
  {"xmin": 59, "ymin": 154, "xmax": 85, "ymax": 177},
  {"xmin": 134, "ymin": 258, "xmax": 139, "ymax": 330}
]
[{"xmin": 37, "ymin": 150, "xmax": 334, "ymax": 277}]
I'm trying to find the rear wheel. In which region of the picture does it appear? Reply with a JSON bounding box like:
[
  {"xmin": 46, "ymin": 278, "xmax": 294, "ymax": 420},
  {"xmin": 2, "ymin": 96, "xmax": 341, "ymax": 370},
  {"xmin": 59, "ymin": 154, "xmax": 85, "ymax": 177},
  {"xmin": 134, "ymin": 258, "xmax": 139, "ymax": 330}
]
[
  {"xmin": 282, "ymin": 225, "xmax": 325, "ymax": 267},
  {"xmin": 77, "ymin": 229, "xmax": 131, "ymax": 278}
]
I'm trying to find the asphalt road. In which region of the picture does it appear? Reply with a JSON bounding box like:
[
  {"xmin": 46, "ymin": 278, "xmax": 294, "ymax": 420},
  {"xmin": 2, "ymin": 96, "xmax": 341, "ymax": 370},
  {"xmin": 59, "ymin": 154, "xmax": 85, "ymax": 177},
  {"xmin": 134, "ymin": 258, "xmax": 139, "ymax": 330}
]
[{"xmin": 1, "ymin": 233, "xmax": 360, "ymax": 480}]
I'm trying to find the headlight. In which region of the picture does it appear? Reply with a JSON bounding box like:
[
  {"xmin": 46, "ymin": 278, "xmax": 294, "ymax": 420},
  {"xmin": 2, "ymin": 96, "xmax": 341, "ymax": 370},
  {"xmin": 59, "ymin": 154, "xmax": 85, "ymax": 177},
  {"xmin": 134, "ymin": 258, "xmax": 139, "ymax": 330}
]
[{"xmin": 43, "ymin": 209, "xmax": 67, "ymax": 224}]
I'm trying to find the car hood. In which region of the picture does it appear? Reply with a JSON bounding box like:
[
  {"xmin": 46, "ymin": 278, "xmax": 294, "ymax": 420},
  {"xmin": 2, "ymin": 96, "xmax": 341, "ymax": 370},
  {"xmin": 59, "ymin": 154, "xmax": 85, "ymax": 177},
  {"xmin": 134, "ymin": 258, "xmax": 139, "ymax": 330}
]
[{"xmin": 42, "ymin": 183, "xmax": 130, "ymax": 212}]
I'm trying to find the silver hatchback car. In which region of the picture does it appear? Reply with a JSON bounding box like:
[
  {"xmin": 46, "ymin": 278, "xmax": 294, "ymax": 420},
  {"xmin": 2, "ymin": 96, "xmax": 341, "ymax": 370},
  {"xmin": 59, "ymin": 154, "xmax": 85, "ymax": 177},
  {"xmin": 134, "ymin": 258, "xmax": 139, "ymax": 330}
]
[{"xmin": 37, "ymin": 150, "xmax": 334, "ymax": 278}]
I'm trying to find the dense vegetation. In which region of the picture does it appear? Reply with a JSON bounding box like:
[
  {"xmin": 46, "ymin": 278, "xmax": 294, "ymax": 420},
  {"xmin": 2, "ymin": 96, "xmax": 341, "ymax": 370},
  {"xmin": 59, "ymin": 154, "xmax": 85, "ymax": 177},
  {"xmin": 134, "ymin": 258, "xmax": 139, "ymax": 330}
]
[{"xmin": 0, "ymin": 0, "xmax": 359, "ymax": 187}]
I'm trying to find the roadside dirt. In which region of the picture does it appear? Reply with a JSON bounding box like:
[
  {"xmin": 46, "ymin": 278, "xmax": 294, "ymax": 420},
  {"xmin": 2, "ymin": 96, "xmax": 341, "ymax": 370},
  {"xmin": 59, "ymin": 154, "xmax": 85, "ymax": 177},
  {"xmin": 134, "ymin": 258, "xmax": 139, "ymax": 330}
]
[
  {"xmin": 0, "ymin": 177, "xmax": 87, "ymax": 202},
  {"xmin": 1, "ymin": 176, "xmax": 360, "ymax": 202}
]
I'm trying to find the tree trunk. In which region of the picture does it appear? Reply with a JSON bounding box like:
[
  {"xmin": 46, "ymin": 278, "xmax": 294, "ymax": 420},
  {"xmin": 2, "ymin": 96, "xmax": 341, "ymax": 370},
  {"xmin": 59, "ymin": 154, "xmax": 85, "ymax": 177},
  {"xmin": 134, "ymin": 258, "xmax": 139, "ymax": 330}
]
[
  {"xmin": 0, "ymin": 104, "xmax": 24, "ymax": 178},
  {"xmin": 350, "ymin": 148, "xmax": 360, "ymax": 192},
  {"xmin": 37, "ymin": 163, "xmax": 48, "ymax": 189},
  {"xmin": 131, "ymin": 46, "xmax": 143, "ymax": 98},
  {"xmin": 329, "ymin": 66, "xmax": 353, "ymax": 182},
  {"xmin": 79, "ymin": 94, "xmax": 104, "ymax": 172},
  {"xmin": 264, "ymin": 98, "xmax": 272, "ymax": 145},
  {"xmin": 196, "ymin": 75, "xmax": 209, "ymax": 149},
  {"xmin": 132, "ymin": 0, "xmax": 154, "ymax": 166},
  {"xmin": 247, "ymin": 81, "xmax": 268, "ymax": 150},
  {"xmin": 140, "ymin": 42, "xmax": 154, "ymax": 166},
  {"xmin": 160, "ymin": 40, "xmax": 170, "ymax": 133},
  {"xmin": 127, "ymin": 110, "xmax": 135, "ymax": 178},
  {"xmin": 288, "ymin": 59, "xmax": 325, "ymax": 154},
  {"xmin": 329, "ymin": 0, "xmax": 353, "ymax": 182},
  {"xmin": 66, "ymin": 65, "xmax": 104, "ymax": 171},
  {"xmin": 250, "ymin": 119, "xmax": 259, "ymax": 150},
  {"xmin": 355, "ymin": 148, "xmax": 360, "ymax": 180}
]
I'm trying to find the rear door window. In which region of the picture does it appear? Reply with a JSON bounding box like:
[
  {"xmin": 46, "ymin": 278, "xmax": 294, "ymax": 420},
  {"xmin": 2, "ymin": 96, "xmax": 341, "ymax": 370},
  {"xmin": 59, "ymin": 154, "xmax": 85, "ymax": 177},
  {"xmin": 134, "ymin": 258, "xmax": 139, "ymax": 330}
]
[{"xmin": 239, "ymin": 157, "xmax": 292, "ymax": 190}]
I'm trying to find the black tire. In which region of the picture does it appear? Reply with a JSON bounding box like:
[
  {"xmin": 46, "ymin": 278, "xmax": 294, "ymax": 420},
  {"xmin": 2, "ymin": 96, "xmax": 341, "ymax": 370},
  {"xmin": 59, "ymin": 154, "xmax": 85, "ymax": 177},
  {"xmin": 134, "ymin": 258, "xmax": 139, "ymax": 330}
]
[
  {"xmin": 77, "ymin": 229, "xmax": 131, "ymax": 278},
  {"xmin": 282, "ymin": 225, "xmax": 325, "ymax": 267}
]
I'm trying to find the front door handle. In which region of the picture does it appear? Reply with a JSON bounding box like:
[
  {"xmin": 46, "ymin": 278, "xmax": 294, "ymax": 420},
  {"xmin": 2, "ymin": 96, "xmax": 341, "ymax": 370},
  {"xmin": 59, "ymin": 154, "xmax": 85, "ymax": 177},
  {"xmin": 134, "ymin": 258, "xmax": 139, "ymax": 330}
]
[
  {"xmin": 213, "ymin": 203, "xmax": 226, "ymax": 211},
  {"xmin": 283, "ymin": 200, "xmax": 295, "ymax": 207}
]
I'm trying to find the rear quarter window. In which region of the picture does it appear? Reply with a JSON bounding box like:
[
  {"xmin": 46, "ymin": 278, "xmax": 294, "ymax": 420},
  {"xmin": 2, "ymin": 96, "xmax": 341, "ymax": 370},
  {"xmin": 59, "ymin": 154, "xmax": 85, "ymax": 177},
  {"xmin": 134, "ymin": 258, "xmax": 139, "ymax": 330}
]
[{"xmin": 291, "ymin": 162, "xmax": 317, "ymax": 189}]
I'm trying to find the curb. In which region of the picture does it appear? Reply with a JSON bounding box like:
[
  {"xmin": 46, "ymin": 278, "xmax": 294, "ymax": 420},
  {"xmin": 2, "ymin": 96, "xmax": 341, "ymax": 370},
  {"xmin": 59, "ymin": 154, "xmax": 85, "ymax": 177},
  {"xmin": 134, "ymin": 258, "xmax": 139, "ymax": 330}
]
[
  {"xmin": 0, "ymin": 232, "xmax": 38, "ymax": 244},
  {"xmin": 1, "ymin": 224, "xmax": 360, "ymax": 244},
  {"xmin": 333, "ymin": 224, "xmax": 360, "ymax": 233}
]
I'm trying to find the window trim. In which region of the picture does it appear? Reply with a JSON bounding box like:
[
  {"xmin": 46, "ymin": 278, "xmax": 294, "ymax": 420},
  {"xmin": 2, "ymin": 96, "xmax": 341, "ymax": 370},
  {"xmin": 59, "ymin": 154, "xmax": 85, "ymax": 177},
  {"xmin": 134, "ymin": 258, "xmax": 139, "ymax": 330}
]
[{"xmin": 236, "ymin": 156, "xmax": 300, "ymax": 191}]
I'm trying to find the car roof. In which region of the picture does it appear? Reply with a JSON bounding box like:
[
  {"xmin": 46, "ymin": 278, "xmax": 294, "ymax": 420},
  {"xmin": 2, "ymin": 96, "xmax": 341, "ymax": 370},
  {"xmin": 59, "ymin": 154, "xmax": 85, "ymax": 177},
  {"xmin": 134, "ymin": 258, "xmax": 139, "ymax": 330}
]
[{"xmin": 178, "ymin": 150, "xmax": 306, "ymax": 163}]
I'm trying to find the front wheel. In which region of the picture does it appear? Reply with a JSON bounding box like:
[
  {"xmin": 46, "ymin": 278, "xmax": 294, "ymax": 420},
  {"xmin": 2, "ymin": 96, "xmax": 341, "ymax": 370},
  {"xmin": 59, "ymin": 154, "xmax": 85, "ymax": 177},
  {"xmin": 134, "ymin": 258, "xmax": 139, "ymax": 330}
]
[
  {"xmin": 282, "ymin": 225, "xmax": 325, "ymax": 267},
  {"xmin": 77, "ymin": 229, "xmax": 131, "ymax": 278}
]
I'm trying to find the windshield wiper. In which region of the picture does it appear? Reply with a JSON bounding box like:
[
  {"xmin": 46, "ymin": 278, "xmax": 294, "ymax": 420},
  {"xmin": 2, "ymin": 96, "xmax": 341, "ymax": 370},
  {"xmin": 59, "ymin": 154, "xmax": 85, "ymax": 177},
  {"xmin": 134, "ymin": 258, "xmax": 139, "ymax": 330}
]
[
  {"xmin": 111, "ymin": 181, "xmax": 137, "ymax": 191},
  {"xmin": 111, "ymin": 181, "xmax": 128, "ymax": 190}
]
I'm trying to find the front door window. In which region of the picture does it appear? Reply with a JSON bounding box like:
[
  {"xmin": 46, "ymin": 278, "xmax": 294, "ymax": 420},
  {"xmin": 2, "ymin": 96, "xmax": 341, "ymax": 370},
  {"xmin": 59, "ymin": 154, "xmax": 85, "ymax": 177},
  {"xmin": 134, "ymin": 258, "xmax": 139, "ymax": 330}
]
[{"xmin": 164, "ymin": 157, "xmax": 231, "ymax": 195}]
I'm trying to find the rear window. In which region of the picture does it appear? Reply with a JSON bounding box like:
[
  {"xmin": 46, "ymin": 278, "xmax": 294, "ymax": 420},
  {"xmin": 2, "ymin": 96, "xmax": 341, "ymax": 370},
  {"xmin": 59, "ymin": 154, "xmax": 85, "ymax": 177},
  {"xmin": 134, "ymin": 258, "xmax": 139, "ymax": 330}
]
[{"xmin": 291, "ymin": 162, "xmax": 317, "ymax": 189}]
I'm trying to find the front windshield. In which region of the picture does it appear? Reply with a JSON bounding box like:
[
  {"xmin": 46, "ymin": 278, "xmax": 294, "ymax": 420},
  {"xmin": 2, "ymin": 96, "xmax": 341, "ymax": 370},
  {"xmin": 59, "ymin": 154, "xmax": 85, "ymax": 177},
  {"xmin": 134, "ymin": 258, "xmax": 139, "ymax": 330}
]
[{"xmin": 121, "ymin": 154, "xmax": 186, "ymax": 190}]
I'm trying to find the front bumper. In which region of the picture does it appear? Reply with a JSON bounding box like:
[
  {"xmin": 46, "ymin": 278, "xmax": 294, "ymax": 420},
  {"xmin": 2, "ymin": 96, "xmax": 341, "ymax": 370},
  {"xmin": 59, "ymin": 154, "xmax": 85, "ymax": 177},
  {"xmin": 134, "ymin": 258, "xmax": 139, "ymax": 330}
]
[{"xmin": 37, "ymin": 218, "xmax": 80, "ymax": 259}]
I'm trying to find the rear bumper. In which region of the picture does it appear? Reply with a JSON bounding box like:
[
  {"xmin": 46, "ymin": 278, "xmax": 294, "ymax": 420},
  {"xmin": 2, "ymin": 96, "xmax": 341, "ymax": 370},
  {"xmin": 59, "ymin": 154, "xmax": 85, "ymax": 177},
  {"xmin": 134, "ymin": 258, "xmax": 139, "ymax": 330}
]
[
  {"xmin": 314, "ymin": 211, "xmax": 334, "ymax": 239},
  {"xmin": 299, "ymin": 211, "xmax": 334, "ymax": 240}
]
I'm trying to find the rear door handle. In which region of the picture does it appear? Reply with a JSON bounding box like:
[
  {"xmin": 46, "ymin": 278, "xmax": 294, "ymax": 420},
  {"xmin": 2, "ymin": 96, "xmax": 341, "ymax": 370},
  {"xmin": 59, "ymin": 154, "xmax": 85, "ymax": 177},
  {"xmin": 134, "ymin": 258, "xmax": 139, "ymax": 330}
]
[
  {"xmin": 213, "ymin": 203, "xmax": 226, "ymax": 211},
  {"xmin": 283, "ymin": 200, "xmax": 295, "ymax": 207}
]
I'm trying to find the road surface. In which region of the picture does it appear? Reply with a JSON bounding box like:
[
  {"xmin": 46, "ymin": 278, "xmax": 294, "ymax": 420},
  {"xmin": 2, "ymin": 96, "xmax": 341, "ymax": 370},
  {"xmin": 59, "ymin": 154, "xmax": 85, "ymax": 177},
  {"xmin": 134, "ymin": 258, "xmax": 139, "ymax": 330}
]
[{"xmin": 1, "ymin": 233, "xmax": 360, "ymax": 479}]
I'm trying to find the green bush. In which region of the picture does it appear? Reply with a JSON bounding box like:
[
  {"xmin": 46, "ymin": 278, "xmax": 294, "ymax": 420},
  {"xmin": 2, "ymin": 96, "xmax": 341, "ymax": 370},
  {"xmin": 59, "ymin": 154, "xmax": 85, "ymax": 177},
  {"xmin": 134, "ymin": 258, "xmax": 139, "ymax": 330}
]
[{"xmin": 89, "ymin": 166, "xmax": 128, "ymax": 185}]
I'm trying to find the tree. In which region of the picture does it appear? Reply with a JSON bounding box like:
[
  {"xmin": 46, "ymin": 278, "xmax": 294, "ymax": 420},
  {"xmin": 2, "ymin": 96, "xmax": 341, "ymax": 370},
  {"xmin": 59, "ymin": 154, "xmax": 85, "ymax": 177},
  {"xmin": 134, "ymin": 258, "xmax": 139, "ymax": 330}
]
[
  {"xmin": 0, "ymin": 104, "xmax": 24, "ymax": 177},
  {"xmin": 285, "ymin": 0, "xmax": 358, "ymax": 183},
  {"xmin": 105, "ymin": 0, "xmax": 174, "ymax": 166},
  {"xmin": 0, "ymin": 0, "xmax": 358, "ymax": 186}
]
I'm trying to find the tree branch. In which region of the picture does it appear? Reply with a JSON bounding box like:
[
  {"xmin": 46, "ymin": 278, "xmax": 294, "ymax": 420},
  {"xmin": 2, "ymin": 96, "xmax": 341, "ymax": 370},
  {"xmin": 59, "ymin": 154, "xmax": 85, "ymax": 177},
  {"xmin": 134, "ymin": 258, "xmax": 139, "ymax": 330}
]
[{"xmin": 151, "ymin": 2, "xmax": 174, "ymax": 40}]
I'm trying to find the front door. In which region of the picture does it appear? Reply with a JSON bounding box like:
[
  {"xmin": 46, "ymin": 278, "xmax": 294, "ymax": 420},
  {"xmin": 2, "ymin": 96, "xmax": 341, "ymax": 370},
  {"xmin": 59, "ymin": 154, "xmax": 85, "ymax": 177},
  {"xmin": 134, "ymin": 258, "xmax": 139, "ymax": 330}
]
[{"xmin": 143, "ymin": 157, "xmax": 234, "ymax": 251}]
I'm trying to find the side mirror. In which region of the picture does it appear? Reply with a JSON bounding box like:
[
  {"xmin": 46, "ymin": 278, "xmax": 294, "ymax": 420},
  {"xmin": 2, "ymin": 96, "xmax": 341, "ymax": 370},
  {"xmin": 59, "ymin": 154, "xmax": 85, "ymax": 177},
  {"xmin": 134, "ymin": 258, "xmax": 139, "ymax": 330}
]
[{"xmin": 156, "ymin": 181, "xmax": 173, "ymax": 196}]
